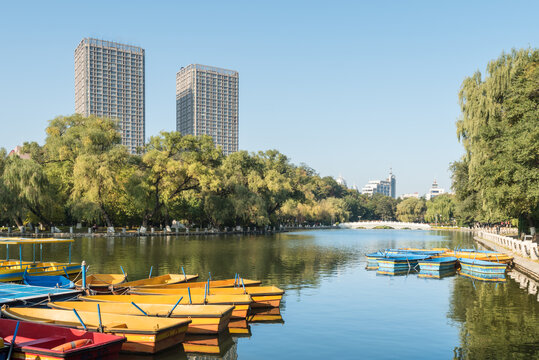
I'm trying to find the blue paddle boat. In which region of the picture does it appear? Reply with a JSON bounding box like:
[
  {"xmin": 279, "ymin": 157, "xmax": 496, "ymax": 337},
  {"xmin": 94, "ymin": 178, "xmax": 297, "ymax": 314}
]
[
  {"xmin": 23, "ymin": 272, "xmax": 75, "ymax": 289},
  {"xmin": 417, "ymin": 257, "xmax": 457, "ymax": 271},
  {"xmin": 377, "ymin": 254, "xmax": 431, "ymax": 271},
  {"xmin": 458, "ymin": 257, "xmax": 507, "ymax": 275}
]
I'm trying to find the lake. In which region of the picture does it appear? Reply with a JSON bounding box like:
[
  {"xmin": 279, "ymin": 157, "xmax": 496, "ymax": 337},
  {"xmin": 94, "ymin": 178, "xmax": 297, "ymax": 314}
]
[{"xmin": 5, "ymin": 229, "xmax": 539, "ymax": 359}]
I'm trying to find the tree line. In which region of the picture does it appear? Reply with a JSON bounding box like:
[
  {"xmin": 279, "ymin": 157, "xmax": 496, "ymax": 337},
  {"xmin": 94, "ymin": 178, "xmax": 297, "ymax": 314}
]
[{"xmin": 0, "ymin": 114, "xmax": 413, "ymax": 230}]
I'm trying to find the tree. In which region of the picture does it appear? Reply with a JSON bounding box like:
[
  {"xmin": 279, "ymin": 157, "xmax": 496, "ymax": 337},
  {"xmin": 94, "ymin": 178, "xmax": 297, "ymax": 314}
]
[
  {"xmin": 396, "ymin": 197, "xmax": 426, "ymax": 223},
  {"xmin": 137, "ymin": 131, "xmax": 222, "ymax": 227},
  {"xmin": 425, "ymin": 194, "xmax": 456, "ymax": 225},
  {"xmin": 456, "ymin": 49, "xmax": 539, "ymax": 233}
]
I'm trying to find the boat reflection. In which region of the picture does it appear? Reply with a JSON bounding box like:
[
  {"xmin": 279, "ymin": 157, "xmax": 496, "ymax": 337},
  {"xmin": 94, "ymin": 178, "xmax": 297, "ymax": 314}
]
[
  {"xmin": 418, "ymin": 268, "xmax": 457, "ymax": 280},
  {"xmin": 459, "ymin": 269, "xmax": 506, "ymax": 282},
  {"xmin": 365, "ymin": 264, "xmax": 378, "ymax": 271},
  {"xmin": 227, "ymin": 318, "xmax": 251, "ymax": 337},
  {"xmin": 376, "ymin": 268, "xmax": 418, "ymax": 277},
  {"xmin": 183, "ymin": 331, "xmax": 235, "ymax": 356},
  {"xmin": 247, "ymin": 307, "xmax": 284, "ymax": 324}
]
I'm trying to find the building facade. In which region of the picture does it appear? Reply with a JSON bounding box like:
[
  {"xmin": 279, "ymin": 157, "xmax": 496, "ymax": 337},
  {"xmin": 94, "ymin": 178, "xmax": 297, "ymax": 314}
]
[
  {"xmin": 425, "ymin": 179, "xmax": 445, "ymax": 200},
  {"xmin": 75, "ymin": 38, "xmax": 145, "ymax": 154},
  {"xmin": 176, "ymin": 64, "xmax": 239, "ymax": 155},
  {"xmin": 361, "ymin": 170, "xmax": 396, "ymax": 198}
]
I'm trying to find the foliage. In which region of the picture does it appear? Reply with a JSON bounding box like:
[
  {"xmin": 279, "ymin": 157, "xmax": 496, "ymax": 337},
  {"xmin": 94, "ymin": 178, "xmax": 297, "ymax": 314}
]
[
  {"xmin": 396, "ymin": 197, "xmax": 426, "ymax": 223},
  {"xmin": 454, "ymin": 48, "xmax": 539, "ymax": 230},
  {"xmin": 425, "ymin": 194, "xmax": 456, "ymax": 224}
]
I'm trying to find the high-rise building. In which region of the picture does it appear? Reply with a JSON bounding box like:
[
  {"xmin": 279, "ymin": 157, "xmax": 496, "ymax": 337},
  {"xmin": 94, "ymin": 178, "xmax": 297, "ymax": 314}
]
[
  {"xmin": 75, "ymin": 38, "xmax": 145, "ymax": 154},
  {"xmin": 361, "ymin": 170, "xmax": 397, "ymax": 198},
  {"xmin": 176, "ymin": 64, "xmax": 239, "ymax": 155}
]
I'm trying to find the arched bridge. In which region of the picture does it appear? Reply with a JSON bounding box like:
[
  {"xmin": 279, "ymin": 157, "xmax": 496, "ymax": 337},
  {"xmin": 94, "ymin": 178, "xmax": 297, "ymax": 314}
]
[{"xmin": 339, "ymin": 221, "xmax": 431, "ymax": 230}]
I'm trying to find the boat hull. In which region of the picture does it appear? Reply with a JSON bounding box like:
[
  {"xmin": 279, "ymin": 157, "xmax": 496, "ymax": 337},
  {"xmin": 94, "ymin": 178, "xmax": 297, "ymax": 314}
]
[{"xmin": 0, "ymin": 263, "xmax": 81, "ymax": 283}]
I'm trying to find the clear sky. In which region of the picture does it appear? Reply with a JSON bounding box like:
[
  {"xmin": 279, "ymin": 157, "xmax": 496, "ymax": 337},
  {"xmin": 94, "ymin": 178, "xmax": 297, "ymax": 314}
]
[{"xmin": 0, "ymin": 0, "xmax": 537, "ymax": 196}]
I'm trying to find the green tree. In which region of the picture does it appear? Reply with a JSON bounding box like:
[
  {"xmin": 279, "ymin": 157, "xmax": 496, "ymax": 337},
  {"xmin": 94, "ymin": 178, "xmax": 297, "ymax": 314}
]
[
  {"xmin": 425, "ymin": 194, "xmax": 456, "ymax": 225},
  {"xmin": 396, "ymin": 197, "xmax": 426, "ymax": 223},
  {"xmin": 455, "ymin": 48, "xmax": 539, "ymax": 233}
]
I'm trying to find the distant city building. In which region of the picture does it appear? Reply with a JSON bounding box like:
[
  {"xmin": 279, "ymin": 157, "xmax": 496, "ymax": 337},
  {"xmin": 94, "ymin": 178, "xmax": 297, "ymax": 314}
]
[
  {"xmin": 75, "ymin": 38, "xmax": 145, "ymax": 154},
  {"xmin": 425, "ymin": 179, "xmax": 445, "ymax": 200},
  {"xmin": 361, "ymin": 170, "xmax": 396, "ymax": 198},
  {"xmin": 176, "ymin": 64, "xmax": 239, "ymax": 156},
  {"xmin": 336, "ymin": 175, "xmax": 347, "ymax": 187},
  {"xmin": 400, "ymin": 192, "xmax": 420, "ymax": 199}
]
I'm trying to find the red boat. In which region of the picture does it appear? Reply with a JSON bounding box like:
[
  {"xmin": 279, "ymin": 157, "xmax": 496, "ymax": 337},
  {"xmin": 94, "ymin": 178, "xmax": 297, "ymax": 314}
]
[{"xmin": 0, "ymin": 319, "xmax": 125, "ymax": 360}]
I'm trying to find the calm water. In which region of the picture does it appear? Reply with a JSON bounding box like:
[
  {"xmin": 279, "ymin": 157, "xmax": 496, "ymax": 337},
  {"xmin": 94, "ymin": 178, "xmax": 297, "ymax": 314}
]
[{"xmin": 4, "ymin": 229, "xmax": 539, "ymax": 359}]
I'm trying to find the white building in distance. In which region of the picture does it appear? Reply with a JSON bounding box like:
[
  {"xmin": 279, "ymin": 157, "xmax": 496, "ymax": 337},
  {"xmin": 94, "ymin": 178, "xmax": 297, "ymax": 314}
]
[
  {"xmin": 361, "ymin": 170, "xmax": 396, "ymax": 198},
  {"xmin": 425, "ymin": 179, "xmax": 445, "ymax": 200}
]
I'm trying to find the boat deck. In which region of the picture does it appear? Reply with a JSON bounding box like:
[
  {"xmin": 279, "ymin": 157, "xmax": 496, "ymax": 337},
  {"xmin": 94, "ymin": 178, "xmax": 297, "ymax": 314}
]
[{"xmin": 0, "ymin": 282, "xmax": 81, "ymax": 306}]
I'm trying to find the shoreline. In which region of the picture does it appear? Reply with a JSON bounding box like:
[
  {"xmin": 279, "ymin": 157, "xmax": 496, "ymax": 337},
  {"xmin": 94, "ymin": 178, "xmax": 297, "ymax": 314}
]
[{"xmin": 0, "ymin": 225, "xmax": 335, "ymax": 238}]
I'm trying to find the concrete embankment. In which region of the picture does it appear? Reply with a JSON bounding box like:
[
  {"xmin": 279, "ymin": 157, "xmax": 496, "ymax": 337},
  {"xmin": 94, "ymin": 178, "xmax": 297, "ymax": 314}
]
[{"xmin": 474, "ymin": 231, "xmax": 539, "ymax": 281}]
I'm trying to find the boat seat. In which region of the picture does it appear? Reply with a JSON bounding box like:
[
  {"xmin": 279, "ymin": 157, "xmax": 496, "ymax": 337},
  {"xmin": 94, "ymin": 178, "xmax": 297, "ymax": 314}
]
[{"xmin": 5, "ymin": 336, "xmax": 66, "ymax": 348}]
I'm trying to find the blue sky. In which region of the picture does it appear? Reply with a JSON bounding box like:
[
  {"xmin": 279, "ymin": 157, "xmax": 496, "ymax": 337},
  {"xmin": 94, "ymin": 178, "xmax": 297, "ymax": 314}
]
[{"xmin": 0, "ymin": 1, "xmax": 537, "ymax": 195}]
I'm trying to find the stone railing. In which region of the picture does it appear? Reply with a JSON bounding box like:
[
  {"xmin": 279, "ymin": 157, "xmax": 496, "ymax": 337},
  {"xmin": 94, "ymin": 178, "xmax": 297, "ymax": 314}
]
[{"xmin": 477, "ymin": 231, "xmax": 539, "ymax": 260}]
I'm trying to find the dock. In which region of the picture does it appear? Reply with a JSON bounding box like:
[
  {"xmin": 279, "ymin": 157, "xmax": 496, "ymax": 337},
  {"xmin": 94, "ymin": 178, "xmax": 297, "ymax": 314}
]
[{"xmin": 0, "ymin": 283, "xmax": 81, "ymax": 307}]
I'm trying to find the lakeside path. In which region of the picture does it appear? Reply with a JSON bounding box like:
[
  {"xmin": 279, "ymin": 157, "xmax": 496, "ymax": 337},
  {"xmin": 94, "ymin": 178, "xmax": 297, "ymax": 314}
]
[{"xmin": 474, "ymin": 232, "xmax": 539, "ymax": 281}]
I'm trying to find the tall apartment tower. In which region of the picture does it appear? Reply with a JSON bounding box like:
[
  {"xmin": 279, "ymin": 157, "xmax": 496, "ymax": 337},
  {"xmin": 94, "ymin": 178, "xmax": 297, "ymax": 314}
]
[
  {"xmin": 75, "ymin": 38, "xmax": 145, "ymax": 154},
  {"xmin": 176, "ymin": 64, "xmax": 239, "ymax": 155}
]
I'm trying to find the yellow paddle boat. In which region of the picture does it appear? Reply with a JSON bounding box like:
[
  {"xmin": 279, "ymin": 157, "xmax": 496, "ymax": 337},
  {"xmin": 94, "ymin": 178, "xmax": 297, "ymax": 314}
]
[
  {"xmin": 0, "ymin": 238, "xmax": 80, "ymax": 282},
  {"xmin": 75, "ymin": 274, "xmax": 128, "ymax": 293},
  {"xmin": 48, "ymin": 301, "xmax": 234, "ymax": 334},
  {"xmin": 79, "ymin": 294, "xmax": 252, "ymax": 318},
  {"xmin": 130, "ymin": 285, "xmax": 284, "ymax": 308},
  {"xmin": 119, "ymin": 273, "xmax": 199, "ymax": 289},
  {"xmin": 1, "ymin": 306, "xmax": 191, "ymax": 354}
]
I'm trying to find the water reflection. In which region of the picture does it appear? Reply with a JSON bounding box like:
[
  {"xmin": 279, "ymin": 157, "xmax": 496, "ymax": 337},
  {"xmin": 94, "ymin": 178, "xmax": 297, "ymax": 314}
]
[{"xmin": 448, "ymin": 269, "xmax": 539, "ymax": 358}]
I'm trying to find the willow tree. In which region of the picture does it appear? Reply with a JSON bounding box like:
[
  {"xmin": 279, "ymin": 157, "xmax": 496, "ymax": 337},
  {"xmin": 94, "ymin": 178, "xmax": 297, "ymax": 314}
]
[{"xmin": 456, "ymin": 48, "xmax": 539, "ymax": 233}]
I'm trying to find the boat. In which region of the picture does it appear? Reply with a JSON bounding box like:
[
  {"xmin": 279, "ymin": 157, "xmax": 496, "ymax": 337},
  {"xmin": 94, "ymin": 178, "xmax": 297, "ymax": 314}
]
[
  {"xmin": 23, "ymin": 271, "xmax": 75, "ymax": 289},
  {"xmin": 448, "ymin": 250, "xmax": 513, "ymax": 264},
  {"xmin": 130, "ymin": 285, "xmax": 284, "ymax": 308},
  {"xmin": 145, "ymin": 278, "xmax": 261, "ymax": 289},
  {"xmin": 182, "ymin": 332, "xmax": 235, "ymax": 355},
  {"xmin": 1, "ymin": 307, "xmax": 191, "ymax": 354},
  {"xmin": 458, "ymin": 257, "xmax": 507, "ymax": 275},
  {"xmin": 118, "ymin": 273, "xmax": 199, "ymax": 289},
  {"xmin": 0, "ymin": 318, "xmax": 124, "ymax": 360},
  {"xmin": 49, "ymin": 301, "xmax": 234, "ymax": 334},
  {"xmin": 377, "ymin": 254, "xmax": 431, "ymax": 271},
  {"xmin": 79, "ymin": 294, "xmax": 253, "ymax": 318},
  {"xmin": 417, "ymin": 257, "xmax": 457, "ymax": 271},
  {"xmin": 0, "ymin": 238, "xmax": 81, "ymax": 282},
  {"xmin": 75, "ymin": 274, "xmax": 128, "ymax": 293},
  {"xmin": 459, "ymin": 269, "xmax": 506, "ymax": 282}
]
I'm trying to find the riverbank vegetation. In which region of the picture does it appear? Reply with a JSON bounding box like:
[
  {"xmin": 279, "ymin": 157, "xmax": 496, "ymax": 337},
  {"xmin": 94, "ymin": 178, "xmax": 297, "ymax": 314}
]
[
  {"xmin": 452, "ymin": 48, "xmax": 538, "ymax": 234},
  {"xmin": 0, "ymin": 115, "xmax": 406, "ymax": 229}
]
